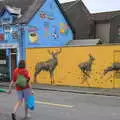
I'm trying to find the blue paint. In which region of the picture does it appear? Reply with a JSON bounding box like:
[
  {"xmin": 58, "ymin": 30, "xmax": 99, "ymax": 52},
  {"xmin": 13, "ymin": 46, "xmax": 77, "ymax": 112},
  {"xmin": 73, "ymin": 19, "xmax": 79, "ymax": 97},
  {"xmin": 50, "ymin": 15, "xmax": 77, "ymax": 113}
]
[
  {"xmin": 0, "ymin": 9, "xmax": 24, "ymax": 59},
  {"xmin": 0, "ymin": 10, "xmax": 19, "ymax": 44},
  {"xmin": 0, "ymin": 0, "xmax": 74, "ymax": 81},
  {"xmin": 0, "ymin": 0, "xmax": 74, "ymax": 60},
  {"xmin": 25, "ymin": 0, "xmax": 73, "ymax": 48},
  {"xmin": 19, "ymin": 24, "xmax": 26, "ymax": 60},
  {"xmin": 0, "ymin": 9, "xmax": 24, "ymax": 81},
  {"xmin": 0, "ymin": 10, "xmax": 13, "ymax": 24}
]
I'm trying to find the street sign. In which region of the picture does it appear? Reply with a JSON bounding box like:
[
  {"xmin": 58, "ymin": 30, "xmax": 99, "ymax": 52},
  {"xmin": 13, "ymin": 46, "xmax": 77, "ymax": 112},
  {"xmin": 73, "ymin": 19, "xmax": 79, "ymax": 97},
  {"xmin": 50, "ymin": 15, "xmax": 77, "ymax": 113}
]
[{"xmin": 0, "ymin": 44, "xmax": 18, "ymax": 49}]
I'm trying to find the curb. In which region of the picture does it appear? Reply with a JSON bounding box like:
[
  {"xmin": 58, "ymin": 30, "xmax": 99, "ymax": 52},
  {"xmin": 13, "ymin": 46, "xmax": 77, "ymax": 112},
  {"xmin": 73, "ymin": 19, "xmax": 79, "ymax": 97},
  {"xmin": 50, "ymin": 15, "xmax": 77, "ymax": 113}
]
[
  {"xmin": 0, "ymin": 84, "xmax": 120, "ymax": 97},
  {"xmin": 32, "ymin": 87, "xmax": 120, "ymax": 97}
]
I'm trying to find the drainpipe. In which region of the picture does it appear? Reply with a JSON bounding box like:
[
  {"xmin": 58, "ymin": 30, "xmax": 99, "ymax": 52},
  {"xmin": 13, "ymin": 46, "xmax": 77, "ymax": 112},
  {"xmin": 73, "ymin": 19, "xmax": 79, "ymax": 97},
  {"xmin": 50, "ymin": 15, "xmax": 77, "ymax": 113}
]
[
  {"xmin": 17, "ymin": 24, "xmax": 23, "ymax": 60},
  {"xmin": 6, "ymin": 48, "xmax": 11, "ymax": 81}
]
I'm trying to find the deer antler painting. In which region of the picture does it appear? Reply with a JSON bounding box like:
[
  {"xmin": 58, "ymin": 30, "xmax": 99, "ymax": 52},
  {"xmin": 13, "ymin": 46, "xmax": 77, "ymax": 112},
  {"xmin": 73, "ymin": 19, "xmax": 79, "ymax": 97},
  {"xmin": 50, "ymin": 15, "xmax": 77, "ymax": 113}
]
[
  {"xmin": 103, "ymin": 62, "xmax": 120, "ymax": 76},
  {"xmin": 34, "ymin": 48, "xmax": 62, "ymax": 85},
  {"xmin": 78, "ymin": 54, "xmax": 95, "ymax": 85}
]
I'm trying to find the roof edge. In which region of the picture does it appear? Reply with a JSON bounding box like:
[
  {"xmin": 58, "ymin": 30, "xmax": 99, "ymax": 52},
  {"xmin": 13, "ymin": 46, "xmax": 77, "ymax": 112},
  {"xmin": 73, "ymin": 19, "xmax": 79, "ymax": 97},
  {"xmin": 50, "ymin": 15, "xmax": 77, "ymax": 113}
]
[
  {"xmin": 56, "ymin": 0, "xmax": 76, "ymax": 39},
  {"xmin": 92, "ymin": 10, "xmax": 120, "ymax": 15},
  {"xmin": 15, "ymin": 0, "xmax": 46, "ymax": 24}
]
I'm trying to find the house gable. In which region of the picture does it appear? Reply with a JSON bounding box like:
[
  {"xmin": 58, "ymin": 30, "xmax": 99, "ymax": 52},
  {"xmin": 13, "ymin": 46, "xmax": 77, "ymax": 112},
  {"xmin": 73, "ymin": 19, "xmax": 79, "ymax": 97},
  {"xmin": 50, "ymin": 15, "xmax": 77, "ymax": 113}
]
[
  {"xmin": 0, "ymin": 9, "xmax": 13, "ymax": 24},
  {"xmin": 62, "ymin": 0, "xmax": 95, "ymax": 40},
  {"xmin": 0, "ymin": 9, "xmax": 19, "ymax": 44},
  {"xmin": 25, "ymin": 0, "xmax": 73, "ymax": 47}
]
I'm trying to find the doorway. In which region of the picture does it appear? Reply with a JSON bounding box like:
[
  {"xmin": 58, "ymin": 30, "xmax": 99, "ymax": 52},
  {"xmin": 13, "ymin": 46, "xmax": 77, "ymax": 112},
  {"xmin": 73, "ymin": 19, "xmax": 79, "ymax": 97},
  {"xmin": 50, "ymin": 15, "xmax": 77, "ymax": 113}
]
[
  {"xmin": 10, "ymin": 48, "xmax": 17, "ymax": 80},
  {"xmin": 11, "ymin": 49, "xmax": 17, "ymax": 72},
  {"xmin": 0, "ymin": 49, "xmax": 9, "ymax": 82},
  {"xmin": 0, "ymin": 48, "xmax": 17, "ymax": 82}
]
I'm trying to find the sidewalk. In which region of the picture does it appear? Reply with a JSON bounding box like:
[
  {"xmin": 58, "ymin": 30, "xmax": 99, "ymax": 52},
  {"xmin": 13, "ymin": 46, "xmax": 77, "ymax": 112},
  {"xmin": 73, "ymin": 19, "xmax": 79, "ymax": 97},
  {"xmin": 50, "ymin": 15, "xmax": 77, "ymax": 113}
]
[{"xmin": 1, "ymin": 82, "xmax": 120, "ymax": 97}]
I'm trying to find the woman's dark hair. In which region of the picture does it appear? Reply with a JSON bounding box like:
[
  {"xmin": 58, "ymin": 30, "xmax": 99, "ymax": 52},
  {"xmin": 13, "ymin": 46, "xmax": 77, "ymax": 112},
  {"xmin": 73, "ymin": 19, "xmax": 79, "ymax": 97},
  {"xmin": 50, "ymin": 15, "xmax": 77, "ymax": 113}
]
[{"xmin": 18, "ymin": 60, "xmax": 26, "ymax": 68}]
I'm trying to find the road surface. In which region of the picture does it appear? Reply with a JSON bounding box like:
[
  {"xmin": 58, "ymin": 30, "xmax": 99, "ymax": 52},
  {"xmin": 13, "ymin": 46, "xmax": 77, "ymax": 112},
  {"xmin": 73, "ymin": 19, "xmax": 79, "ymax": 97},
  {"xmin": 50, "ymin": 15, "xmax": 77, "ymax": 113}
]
[{"xmin": 0, "ymin": 89, "xmax": 120, "ymax": 120}]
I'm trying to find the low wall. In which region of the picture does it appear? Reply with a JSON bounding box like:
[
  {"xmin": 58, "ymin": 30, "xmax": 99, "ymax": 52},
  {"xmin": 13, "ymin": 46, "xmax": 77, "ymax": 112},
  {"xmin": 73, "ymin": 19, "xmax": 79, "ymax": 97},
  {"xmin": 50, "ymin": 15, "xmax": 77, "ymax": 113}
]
[{"xmin": 26, "ymin": 45, "xmax": 120, "ymax": 88}]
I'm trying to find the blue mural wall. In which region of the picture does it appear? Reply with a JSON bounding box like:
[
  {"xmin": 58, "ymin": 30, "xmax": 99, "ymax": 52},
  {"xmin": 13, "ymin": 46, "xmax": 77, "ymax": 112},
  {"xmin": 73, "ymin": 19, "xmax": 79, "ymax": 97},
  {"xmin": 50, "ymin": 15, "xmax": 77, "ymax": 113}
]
[
  {"xmin": 0, "ymin": 10, "xmax": 13, "ymax": 24},
  {"xmin": 0, "ymin": 9, "xmax": 24, "ymax": 59},
  {"xmin": 0, "ymin": 10, "xmax": 20, "ymax": 44},
  {"xmin": 25, "ymin": 0, "xmax": 73, "ymax": 48},
  {"xmin": 0, "ymin": 10, "xmax": 13, "ymax": 43}
]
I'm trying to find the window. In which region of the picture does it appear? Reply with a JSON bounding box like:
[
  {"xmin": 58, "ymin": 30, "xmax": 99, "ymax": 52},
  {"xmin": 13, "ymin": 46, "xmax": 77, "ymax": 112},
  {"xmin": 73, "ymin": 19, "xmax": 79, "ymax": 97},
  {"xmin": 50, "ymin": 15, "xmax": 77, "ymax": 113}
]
[
  {"xmin": 2, "ymin": 18, "xmax": 10, "ymax": 23},
  {"xmin": 12, "ymin": 31, "xmax": 19, "ymax": 39},
  {"xmin": 0, "ymin": 49, "xmax": 6, "ymax": 61},
  {"xmin": 3, "ymin": 24, "xmax": 11, "ymax": 32}
]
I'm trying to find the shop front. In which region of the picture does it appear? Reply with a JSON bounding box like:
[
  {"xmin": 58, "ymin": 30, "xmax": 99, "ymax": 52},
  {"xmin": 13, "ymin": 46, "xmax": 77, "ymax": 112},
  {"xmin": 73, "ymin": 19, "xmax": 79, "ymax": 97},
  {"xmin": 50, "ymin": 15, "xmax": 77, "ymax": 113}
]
[{"xmin": 0, "ymin": 44, "xmax": 19, "ymax": 82}]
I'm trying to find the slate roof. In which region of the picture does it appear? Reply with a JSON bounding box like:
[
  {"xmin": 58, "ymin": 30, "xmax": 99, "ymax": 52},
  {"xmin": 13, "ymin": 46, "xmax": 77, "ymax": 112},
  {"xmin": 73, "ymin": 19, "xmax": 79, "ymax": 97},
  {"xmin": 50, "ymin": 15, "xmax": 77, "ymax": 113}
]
[
  {"xmin": 0, "ymin": 0, "xmax": 46, "ymax": 24},
  {"xmin": 0, "ymin": 0, "xmax": 74, "ymax": 36},
  {"xmin": 61, "ymin": 0, "xmax": 95, "ymax": 39},
  {"xmin": 61, "ymin": 0, "xmax": 92, "ymax": 19},
  {"xmin": 92, "ymin": 10, "xmax": 120, "ymax": 22},
  {"xmin": 62, "ymin": 0, "xmax": 120, "ymax": 22},
  {"xmin": 54, "ymin": 0, "xmax": 75, "ymax": 38}
]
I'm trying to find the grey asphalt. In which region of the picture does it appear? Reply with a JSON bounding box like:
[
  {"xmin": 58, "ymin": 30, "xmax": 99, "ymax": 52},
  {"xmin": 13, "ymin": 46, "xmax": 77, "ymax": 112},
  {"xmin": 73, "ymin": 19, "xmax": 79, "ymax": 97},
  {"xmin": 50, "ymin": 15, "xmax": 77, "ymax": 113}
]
[{"xmin": 0, "ymin": 89, "xmax": 120, "ymax": 120}]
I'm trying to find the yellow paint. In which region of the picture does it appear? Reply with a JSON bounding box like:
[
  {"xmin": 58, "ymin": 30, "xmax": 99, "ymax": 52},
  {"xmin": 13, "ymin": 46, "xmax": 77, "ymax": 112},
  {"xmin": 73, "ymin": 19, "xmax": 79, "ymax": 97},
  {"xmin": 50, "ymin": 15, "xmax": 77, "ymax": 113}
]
[
  {"xmin": 26, "ymin": 45, "xmax": 120, "ymax": 88},
  {"xmin": 60, "ymin": 28, "xmax": 65, "ymax": 33},
  {"xmin": 29, "ymin": 32, "xmax": 38, "ymax": 43}
]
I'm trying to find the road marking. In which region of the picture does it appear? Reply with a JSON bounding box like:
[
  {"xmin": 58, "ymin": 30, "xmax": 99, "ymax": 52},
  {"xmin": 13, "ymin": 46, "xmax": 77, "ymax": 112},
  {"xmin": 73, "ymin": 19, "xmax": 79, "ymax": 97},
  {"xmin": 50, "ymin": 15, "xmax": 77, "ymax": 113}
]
[{"xmin": 35, "ymin": 101, "xmax": 73, "ymax": 108}]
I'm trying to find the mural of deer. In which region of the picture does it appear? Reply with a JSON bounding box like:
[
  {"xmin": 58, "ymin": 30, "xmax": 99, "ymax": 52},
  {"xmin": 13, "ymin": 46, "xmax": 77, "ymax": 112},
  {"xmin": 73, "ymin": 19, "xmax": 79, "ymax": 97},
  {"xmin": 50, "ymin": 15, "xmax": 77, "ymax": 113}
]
[
  {"xmin": 103, "ymin": 62, "xmax": 120, "ymax": 76},
  {"xmin": 34, "ymin": 48, "xmax": 62, "ymax": 85},
  {"xmin": 78, "ymin": 54, "xmax": 95, "ymax": 85}
]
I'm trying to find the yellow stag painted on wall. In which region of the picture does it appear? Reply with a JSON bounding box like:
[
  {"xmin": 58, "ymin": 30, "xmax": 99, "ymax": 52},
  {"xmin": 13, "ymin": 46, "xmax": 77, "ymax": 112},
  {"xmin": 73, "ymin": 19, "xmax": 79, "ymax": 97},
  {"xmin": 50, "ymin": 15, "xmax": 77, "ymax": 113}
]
[{"xmin": 34, "ymin": 48, "xmax": 62, "ymax": 85}]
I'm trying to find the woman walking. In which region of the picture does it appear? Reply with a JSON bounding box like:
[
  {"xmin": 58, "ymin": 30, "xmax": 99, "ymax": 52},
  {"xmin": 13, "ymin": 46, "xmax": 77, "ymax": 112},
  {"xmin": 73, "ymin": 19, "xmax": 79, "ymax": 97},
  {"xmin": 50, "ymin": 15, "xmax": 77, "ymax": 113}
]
[{"xmin": 8, "ymin": 60, "xmax": 33, "ymax": 120}]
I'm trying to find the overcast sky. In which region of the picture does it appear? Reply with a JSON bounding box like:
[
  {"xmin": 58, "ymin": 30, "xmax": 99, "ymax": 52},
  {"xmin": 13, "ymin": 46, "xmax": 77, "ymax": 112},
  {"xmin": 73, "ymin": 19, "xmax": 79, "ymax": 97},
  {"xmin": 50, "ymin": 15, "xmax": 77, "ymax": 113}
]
[{"xmin": 59, "ymin": 0, "xmax": 120, "ymax": 13}]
